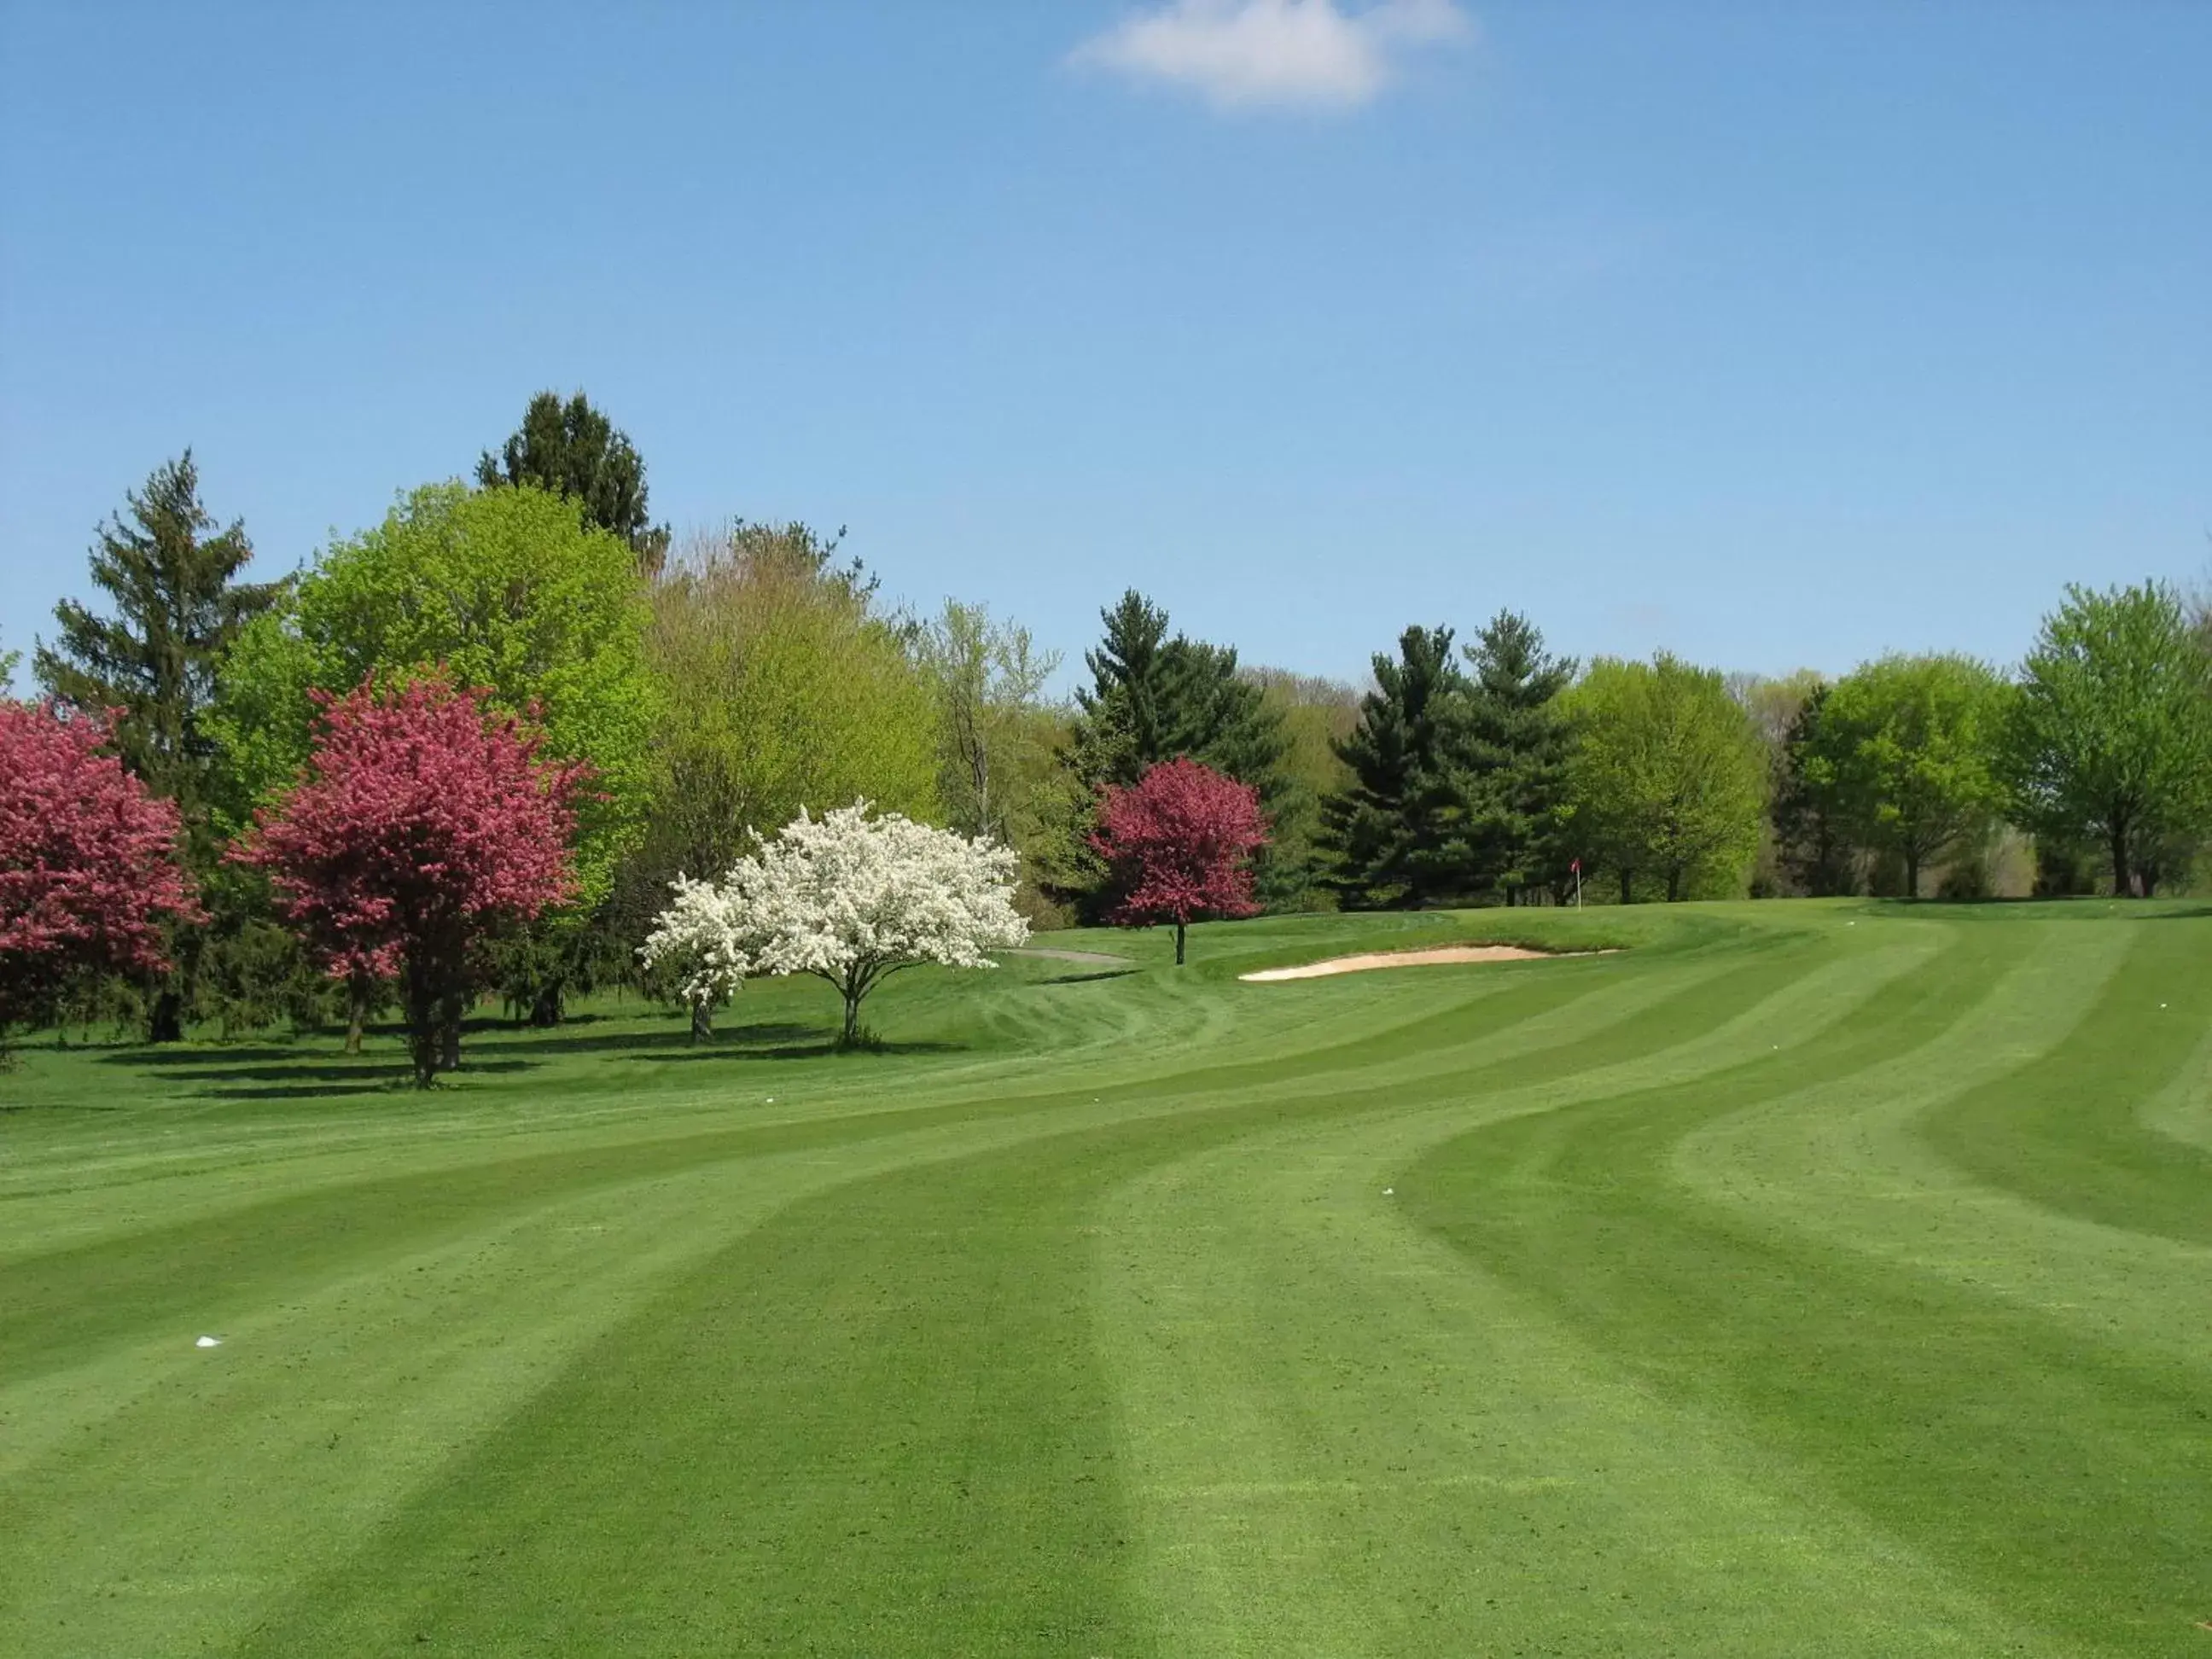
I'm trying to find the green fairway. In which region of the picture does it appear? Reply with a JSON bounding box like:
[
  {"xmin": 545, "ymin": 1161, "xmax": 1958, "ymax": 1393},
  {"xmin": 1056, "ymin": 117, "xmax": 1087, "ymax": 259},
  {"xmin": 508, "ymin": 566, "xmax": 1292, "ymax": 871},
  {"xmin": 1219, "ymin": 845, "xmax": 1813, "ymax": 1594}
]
[{"xmin": 3, "ymin": 899, "xmax": 2208, "ymax": 1656}]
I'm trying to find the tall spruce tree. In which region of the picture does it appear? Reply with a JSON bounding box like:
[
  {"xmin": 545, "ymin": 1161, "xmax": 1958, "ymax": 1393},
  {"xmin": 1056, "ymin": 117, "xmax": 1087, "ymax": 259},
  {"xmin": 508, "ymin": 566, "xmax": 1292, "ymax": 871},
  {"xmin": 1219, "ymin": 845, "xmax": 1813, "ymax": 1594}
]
[
  {"xmin": 1320, "ymin": 626, "xmax": 1470, "ymax": 909},
  {"xmin": 1159, "ymin": 637, "xmax": 1301, "ymax": 905},
  {"xmin": 1770, "ymin": 684, "xmax": 1860, "ymax": 895},
  {"xmin": 1053, "ymin": 591, "xmax": 1290, "ymax": 913},
  {"xmin": 1070, "ymin": 591, "xmax": 1173, "ymax": 787},
  {"xmin": 1163, "ymin": 640, "xmax": 1289, "ymax": 786},
  {"xmin": 1069, "ymin": 591, "xmax": 1287, "ymax": 789},
  {"xmin": 35, "ymin": 451, "xmax": 286, "ymax": 1039},
  {"xmin": 1451, "ymin": 610, "xmax": 1575, "ymax": 903},
  {"xmin": 478, "ymin": 390, "xmax": 672, "ymax": 573}
]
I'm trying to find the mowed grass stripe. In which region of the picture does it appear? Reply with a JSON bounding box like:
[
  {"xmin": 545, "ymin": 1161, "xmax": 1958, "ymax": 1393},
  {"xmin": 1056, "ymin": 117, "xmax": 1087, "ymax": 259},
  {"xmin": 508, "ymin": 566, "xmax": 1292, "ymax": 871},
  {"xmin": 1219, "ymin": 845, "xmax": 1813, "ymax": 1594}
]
[
  {"xmin": 0, "ymin": 926, "xmax": 1772, "ymax": 1394},
  {"xmin": 1668, "ymin": 923, "xmax": 2210, "ymax": 1378},
  {"xmin": 1916, "ymin": 920, "xmax": 2212, "ymax": 1243},
  {"xmin": 1097, "ymin": 1132, "xmax": 2061, "ymax": 1658},
  {"xmin": 1089, "ymin": 917, "xmax": 1970, "ymax": 1656},
  {"xmin": 212, "ymin": 925, "xmax": 1835, "ymax": 1654},
  {"xmin": 1, "ymin": 916, "xmax": 1800, "ymax": 1654},
  {"xmin": 8, "ymin": 1100, "xmax": 1238, "ymax": 1654},
  {"xmin": 1406, "ymin": 915, "xmax": 2212, "ymax": 1656},
  {"xmin": 3, "ymin": 903, "xmax": 2204, "ymax": 1656}
]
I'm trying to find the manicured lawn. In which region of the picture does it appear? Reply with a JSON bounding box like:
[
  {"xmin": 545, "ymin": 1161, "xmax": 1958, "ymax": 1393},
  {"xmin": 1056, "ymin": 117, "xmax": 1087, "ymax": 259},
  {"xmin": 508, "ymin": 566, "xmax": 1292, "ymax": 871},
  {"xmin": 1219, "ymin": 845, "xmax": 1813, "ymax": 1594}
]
[{"xmin": 2, "ymin": 900, "xmax": 2207, "ymax": 1656}]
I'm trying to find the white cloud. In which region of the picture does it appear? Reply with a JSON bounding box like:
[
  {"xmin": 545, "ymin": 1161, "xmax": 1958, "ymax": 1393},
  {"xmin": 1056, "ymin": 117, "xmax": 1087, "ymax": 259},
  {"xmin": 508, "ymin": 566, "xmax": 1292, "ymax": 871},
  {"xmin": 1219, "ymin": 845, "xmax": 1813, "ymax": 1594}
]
[{"xmin": 1071, "ymin": 0, "xmax": 1473, "ymax": 112}]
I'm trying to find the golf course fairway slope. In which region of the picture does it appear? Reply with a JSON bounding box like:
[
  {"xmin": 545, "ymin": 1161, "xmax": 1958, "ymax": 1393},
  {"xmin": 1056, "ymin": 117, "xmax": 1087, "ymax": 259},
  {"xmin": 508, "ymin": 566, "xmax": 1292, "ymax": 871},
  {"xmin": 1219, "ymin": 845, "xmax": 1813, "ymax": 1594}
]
[{"xmin": 2, "ymin": 900, "xmax": 2205, "ymax": 1656}]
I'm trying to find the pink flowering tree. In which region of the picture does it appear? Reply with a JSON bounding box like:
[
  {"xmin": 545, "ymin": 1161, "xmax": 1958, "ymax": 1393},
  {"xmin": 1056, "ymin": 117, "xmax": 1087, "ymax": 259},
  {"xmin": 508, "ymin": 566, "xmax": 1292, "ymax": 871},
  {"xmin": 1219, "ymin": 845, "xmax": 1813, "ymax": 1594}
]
[
  {"xmin": 235, "ymin": 675, "xmax": 585, "ymax": 1086},
  {"xmin": 1091, "ymin": 756, "xmax": 1269, "ymax": 966},
  {"xmin": 0, "ymin": 701, "xmax": 201, "ymax": 1044}
]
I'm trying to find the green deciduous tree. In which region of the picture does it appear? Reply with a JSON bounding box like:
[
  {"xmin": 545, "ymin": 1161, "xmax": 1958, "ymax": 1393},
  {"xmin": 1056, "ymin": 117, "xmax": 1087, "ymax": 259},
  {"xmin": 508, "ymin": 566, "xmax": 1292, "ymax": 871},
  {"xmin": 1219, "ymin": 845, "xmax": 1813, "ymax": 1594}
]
[
  {"xmin": 915, "ymin": 600, "xmax": 1065, "ymax": 919},
  {"xmin": 626, "ymin": 523, "xmax": 940, "ymax": 928},
  {"xmin": 2004, "ymin": 581, "xmax": 2212, "ymax": 896},
  {"xmin": 1563, "ymin": 655, "xmax": 1767, "ymax": 903},
  {"xmin": 1813, "ymin": 654, "xmax": 2011, "ymax": 899},
  {"xmin": 210, "ymin": 482, "xmax": 657, "ymax": 1021},
  {"xmin": 1249, "ymin": 668, "xmax": 1359, "ymax": 911},
  {"xmin": 1320, "ymin": 625, "xmax": 1469, "ymax": 909},
  {"xmin": 477, "ymin": 390, "xmax": 671, "ymax": 573},
  {"xmin": 917, "ymin": 600, "xmax": 1060, "ymax": 845}
]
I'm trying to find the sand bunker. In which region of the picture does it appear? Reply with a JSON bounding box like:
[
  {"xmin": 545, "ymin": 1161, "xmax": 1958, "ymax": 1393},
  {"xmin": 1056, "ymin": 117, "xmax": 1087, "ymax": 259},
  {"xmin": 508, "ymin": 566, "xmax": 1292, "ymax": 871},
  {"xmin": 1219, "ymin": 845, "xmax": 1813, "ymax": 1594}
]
[{"xmin": 1240, "ymin": 945, "xmax": 1608, "ymax": 981}]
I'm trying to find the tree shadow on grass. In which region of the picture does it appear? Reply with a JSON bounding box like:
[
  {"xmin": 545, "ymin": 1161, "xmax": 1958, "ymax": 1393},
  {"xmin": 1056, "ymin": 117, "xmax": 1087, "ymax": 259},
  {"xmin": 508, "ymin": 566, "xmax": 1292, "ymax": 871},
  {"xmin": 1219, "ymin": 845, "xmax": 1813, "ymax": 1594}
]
[
  {"xmin": 1034, "ymin": 968, "xmax": 1139, "ymax": 986},
  {"xmin": 0, "ymin": 1095, "xmax": 132, "ymax": 1114},
  {"xmin": 82, "ymin": 1047, "xmax": 541, "ymax": 1104},
  {"xmin": 625, "ymin": 1036, "xmax": 966, "ymax": 1063},
  {"xmin": 202, "ymin": 1080, "xmax": 410, "ymax": 1101},
  {"xmin": 1889, "ymin": 899, "xmax": 2212, "ymax": 923},
  {"xmin": 135, "ymin": 1058, "xmax": 533, "ymax": 1086},
  {"xmin": 97, "ymin": 1045, "xmax": 306, "ymax": 1068},
  {"xmin": 481, "ymin": 1022, "xmax": 822, "ymax": 1057},
  {"xmin": 191, "ymin": 1055, "xmax": 544, "ymax": 1100}
]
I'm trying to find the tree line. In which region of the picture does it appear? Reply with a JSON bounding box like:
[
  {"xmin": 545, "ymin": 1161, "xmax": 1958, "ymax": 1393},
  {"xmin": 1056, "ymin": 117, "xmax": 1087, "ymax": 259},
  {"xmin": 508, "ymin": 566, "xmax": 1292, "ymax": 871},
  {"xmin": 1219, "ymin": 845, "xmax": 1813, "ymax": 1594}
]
[{"xmin": 8, "ymin": 386, "xmax": 2209, "ymax": 1048}]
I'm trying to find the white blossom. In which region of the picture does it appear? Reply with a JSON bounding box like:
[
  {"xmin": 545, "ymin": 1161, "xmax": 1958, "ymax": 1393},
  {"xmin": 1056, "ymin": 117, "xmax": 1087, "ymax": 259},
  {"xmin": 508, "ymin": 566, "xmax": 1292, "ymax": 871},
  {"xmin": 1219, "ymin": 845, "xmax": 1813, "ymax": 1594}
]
[
  {"xmin": 641, "ymin": 802, "xmax": 1028, "ymax": 1044},
  {"xmin": 638, "ymin": 870, "xmax": 758, "ymax": 1020}
]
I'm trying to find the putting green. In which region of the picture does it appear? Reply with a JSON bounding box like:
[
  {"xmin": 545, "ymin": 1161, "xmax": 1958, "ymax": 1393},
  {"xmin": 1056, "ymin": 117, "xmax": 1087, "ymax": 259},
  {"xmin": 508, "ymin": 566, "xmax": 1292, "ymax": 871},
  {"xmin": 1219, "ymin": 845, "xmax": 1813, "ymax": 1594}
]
[{"xmin": 2, "ymin": 900, "xmax": 2206, "ymax": 1656}]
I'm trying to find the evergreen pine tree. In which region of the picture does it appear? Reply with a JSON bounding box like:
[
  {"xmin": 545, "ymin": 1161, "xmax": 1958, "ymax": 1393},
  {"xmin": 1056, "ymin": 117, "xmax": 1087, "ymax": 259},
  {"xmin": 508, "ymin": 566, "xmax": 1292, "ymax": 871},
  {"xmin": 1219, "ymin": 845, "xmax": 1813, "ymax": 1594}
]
[
  {"xmin": 1450, "ymin": 611, "xmax": 1575, "ymax": 903},
  {"xmin": 1160, "ymin": 638, "xmax": 1287, "ymax": 785},
  {"xmin": 1069, "ymin": 591, "xmax": 1288, "ymax": 790},
  {"xmin": 1070, "ymin": 591, "xmax": 1173, "ymax": 786},
  {"xmin": 37, "ymin": 453, "xmax": 280, "ymax": 816},
  {"xmin": 478, "ymin": 389, "xmax": 672, "ymax": 573},
  {"xmin": 1160, "ymin": 636, "xmax": 1300, "ymax": 904},
  {"xmin": 1057, "ymin": 591, "xmax": 1292, "ymax": 912},
  {"xmin": 1770, "ymin": 684, "xmax": 1860, "ymax": 895},
  {"xmin": 35, "ymin": 451, "xmax": 286, "ymax": 1039},
  {"xmin": 1319, "ymin": 626, "xmax": 1470, "ymax": 909}
]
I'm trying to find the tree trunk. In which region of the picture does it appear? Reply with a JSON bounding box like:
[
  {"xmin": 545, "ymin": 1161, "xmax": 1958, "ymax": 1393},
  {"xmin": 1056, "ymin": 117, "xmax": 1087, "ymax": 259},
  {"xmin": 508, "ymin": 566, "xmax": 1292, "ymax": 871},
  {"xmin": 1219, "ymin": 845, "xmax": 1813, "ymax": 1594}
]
[
  {"xmin": 841, "ymin": 987, "xmax": 861, "ymax": 1047},
  {"xmin": 1905, "ymin": 849, "xmax": 1920, "ymax": 900},
  {"xmin": 690, "ymin": 999, "xmax": 713, "ymax": 1043},
  {"xmin": 2109, "ymin": 813, "xmax": 2132, "ymax": 899},
  {"xmin": 345, "ymin": 973, "xmax": 371, "ymax": 1055},
  {"xmin": 438, "ymin": 987, "xmax": 466, "ymax": 1073},
  {"xmin": 1619, "ymin": 868, "xmax": 1633, "ymax": 905},
  {"xmin": 1666, "ymin": 865, "xmax": 1682, "ymax": 903},
  {"xmin": 1175, "ymin": 920, "xmax": 1187, "ymax": 965},
  {"xmin": 146, "ymin": 986, "xmax": 184, "ymax": 1045},
  {"xmin": 527, "ymin": 975, "xmax": 564, "ymax": 1027},
  {"xmin": 405, "ymin": 963, "xmax": 439, "ymax": 1088}
]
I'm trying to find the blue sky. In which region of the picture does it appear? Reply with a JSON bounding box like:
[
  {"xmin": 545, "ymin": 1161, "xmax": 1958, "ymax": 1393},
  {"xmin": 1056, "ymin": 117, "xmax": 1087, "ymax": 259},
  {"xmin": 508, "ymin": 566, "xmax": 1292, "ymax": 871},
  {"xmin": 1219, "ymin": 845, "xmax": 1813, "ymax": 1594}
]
[{"xmin": 3, "ymin": 2, "xmax": 2206, "ymax": 694}]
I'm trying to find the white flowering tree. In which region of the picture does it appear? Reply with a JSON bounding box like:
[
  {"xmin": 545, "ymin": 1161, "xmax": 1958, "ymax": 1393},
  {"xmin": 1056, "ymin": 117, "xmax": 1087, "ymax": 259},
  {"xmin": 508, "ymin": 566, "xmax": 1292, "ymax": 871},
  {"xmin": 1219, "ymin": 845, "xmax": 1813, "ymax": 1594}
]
[
  {"xmin": 642, "ymin": 802, "xmax": 1028, "ymax": 1046},
  {"xmin": 639, "ymin": 871, "xmax": 756, "ymax": 1040}
]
